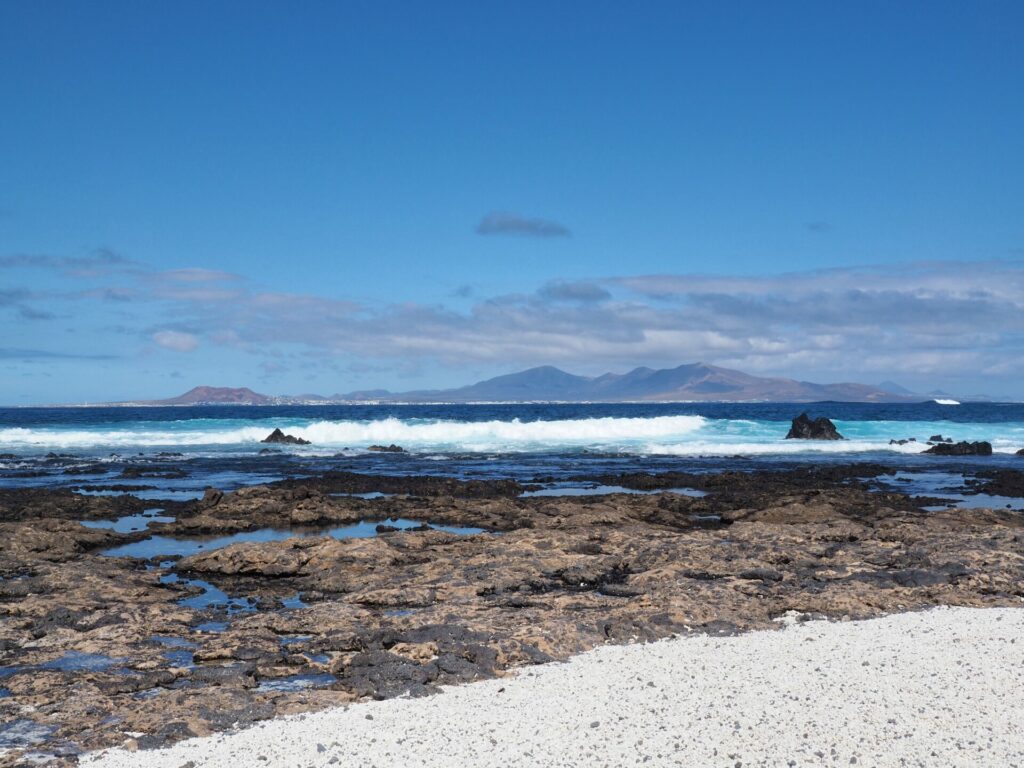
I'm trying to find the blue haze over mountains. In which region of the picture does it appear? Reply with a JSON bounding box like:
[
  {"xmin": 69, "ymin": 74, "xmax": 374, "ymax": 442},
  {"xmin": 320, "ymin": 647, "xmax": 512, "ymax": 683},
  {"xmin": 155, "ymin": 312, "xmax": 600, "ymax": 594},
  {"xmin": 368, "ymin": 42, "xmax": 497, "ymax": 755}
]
[{"xmin": 145, "ymin": 363, "xmax": 968, "ymax": 406}]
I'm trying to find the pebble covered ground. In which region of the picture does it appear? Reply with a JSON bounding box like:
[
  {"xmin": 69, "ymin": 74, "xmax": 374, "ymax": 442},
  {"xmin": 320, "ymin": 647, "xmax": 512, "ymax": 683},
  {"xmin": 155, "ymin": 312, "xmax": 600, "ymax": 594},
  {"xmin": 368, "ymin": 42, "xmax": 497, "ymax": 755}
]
[{"xmin": 82, "ymin": 605, "xmax": 1024, "ymax": 768}]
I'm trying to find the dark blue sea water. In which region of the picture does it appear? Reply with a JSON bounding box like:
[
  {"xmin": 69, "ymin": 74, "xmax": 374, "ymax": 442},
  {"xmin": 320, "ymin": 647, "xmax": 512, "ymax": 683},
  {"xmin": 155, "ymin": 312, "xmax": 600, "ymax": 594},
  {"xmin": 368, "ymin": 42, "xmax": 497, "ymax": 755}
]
[{"xmin": 1, "ymin": 402, "xmax": 1022, "ymax": 493}]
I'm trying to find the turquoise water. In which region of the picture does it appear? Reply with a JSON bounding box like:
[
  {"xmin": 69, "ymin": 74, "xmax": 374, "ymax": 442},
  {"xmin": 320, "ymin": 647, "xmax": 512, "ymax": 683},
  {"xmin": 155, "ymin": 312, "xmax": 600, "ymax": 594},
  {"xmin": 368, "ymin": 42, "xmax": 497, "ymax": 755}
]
[
  {"xmin": 2, "ymin": 414, "xmax": 1022, "ymax": 454},
  {"xmin": 2, "ymin": 403, "xmax": 1022, "ymax": 494},
  {"xmin": 2, "ymin": 403, "xmax": 1022, "ymax": 456}
]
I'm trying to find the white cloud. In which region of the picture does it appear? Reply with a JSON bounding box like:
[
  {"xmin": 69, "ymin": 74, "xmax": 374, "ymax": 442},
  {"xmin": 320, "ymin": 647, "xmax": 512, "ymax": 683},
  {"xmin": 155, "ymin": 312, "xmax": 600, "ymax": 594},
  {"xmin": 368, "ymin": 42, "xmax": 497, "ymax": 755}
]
[
  {"xmin": 127, "ymin": 259, "xmax": 1024, "ymax": 387},
  {"xmin": 157, "ymin": 268, "xmax": 241, "ymax": 283},
  {"xmin": 153, "ymin": 330, "xmax": 200, "ymax": 352},
  {"xmin": 9, "ymin": 250, "xmax": 1024, "ymax": 392}
]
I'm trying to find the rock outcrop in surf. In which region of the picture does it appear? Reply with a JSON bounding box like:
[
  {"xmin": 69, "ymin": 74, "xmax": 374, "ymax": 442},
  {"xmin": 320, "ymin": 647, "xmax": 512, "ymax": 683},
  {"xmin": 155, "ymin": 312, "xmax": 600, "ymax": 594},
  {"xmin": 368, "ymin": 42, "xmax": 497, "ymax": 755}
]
[
  {"xmin": 261, "ymin": 428, "xmax": 311, "ymax": 445},
  {"xmin": 923, "ymin": 441, "xmax": 993, "ymax": 456},
  {"xmin": 785, "ymin": 414, "xmax": 844, "ymax": 440}
]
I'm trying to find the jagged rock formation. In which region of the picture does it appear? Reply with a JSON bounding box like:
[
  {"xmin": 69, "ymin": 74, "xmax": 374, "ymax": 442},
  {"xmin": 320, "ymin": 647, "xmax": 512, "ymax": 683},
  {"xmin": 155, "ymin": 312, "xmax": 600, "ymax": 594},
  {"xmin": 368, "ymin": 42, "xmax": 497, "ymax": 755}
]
[
  {"xmin": 785, "ymin": 413, "xmax": 844, "ymax": 440},
  {"xmin": 924, "ymin": 441, "xmax": 993, "ymax": 456},
  {"xmin": 261, "ymin": 428, "xmax": 311, "ymax": 445}
]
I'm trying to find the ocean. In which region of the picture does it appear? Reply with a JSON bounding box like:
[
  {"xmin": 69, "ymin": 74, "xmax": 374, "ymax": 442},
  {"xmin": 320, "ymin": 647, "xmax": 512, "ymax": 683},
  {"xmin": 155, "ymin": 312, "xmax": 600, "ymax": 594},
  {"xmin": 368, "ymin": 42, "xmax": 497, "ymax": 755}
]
[{"xmin": 1, "ymin": 401, "xmax": 1023, "ymax": 496}]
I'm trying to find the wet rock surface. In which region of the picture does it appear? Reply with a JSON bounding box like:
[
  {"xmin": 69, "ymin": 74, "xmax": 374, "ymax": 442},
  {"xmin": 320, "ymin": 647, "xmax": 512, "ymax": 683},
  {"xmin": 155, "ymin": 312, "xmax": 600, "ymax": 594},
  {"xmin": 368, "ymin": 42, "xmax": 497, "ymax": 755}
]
[
  {"xmin": 260, "ymin": 429, "xmax": 310, "ymax": 446},
  {"xmin": 923, "ymin": 440, "xmax": 993, "ymax": 456},
  {"xmin": 785, "ymin": 414, "xmax": 844, "ymax": 440},
  {"xmin": 1, "ymin": 465, "xmax": 1022, "ymax": 765}
]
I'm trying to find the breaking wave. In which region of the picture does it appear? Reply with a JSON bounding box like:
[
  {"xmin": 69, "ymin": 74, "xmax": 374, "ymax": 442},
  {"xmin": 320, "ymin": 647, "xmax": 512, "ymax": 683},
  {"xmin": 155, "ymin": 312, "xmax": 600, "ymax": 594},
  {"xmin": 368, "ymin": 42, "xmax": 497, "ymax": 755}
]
[
  {"xmin": 0, "ymin": 415, "xmax": 708, "ymax": 452},
  {"xmin": 1, "ymin": 414, "xmax": 1021, "ymax": 455}
]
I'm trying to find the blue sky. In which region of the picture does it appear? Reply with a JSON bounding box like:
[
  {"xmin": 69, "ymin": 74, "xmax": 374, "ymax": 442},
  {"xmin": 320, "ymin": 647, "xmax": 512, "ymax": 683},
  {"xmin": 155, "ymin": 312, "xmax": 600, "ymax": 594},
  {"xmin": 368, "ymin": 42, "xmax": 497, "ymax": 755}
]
[{"xmin": 2, "ymin": 1, "xmax": 1023, "ymax": 403}]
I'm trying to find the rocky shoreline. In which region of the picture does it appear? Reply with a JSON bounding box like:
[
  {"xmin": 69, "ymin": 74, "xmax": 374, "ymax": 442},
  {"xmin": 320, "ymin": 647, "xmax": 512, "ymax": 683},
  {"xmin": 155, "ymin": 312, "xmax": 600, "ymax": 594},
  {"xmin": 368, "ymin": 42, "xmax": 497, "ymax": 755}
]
[{"xmin": 1, "ymin": 465, "xmax": 1023, "ymax": 765}]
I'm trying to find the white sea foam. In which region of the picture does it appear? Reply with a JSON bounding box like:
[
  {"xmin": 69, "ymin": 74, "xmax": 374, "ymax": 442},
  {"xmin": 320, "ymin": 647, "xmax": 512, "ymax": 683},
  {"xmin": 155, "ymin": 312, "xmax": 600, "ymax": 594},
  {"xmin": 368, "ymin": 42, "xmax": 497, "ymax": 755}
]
[
  {"xmin": 300, "ymin": 415, "xmax": 707, "ymax": 449},
  {"xmin": 0, "ymin": 415, "xmax": 707, "ymax": 452},
  {"xmin": 1, "ymin": 415, "xmax": 1020, "ymax": 456},
  {"xmin": 0, "ymin": 426, "xmax": 273, "ymax": 449},
  {"xmin": 646, "ymin": 439, "xmax": 932, "ymax": 456}
]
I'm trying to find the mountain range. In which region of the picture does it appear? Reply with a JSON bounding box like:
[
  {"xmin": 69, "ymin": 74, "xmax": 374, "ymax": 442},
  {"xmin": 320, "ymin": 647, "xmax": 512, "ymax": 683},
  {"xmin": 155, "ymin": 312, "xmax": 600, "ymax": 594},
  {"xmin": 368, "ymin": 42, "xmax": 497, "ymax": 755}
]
[{"xmin": 137, "ymin": 362, "xmax": 946, "ymax": 405}]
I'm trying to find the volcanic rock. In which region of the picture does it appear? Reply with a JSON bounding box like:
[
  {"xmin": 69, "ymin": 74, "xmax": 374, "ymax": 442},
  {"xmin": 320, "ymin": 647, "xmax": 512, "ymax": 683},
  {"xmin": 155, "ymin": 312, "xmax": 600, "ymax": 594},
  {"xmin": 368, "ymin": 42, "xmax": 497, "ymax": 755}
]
[
  {"xmin": 923, "ymin": 441, "xmax": 993, "ymax": 456},
  {"xmin": 785, "ymin": 414, "xmax": 844, "ymax": 440},
  {"xmin": 2, "ymin": 465, "xmax": 1023, "ymax": 762},
  {"xmin": 261, "ymin": 428, "xmax": 311, "ymax": 446},
  {"xmin": 367, "ymin": 444, "xmax": 405, "ymax": 453},
  {"xmin": 929, "ymin": 435, "xmax": 954, "ymax": 443}
]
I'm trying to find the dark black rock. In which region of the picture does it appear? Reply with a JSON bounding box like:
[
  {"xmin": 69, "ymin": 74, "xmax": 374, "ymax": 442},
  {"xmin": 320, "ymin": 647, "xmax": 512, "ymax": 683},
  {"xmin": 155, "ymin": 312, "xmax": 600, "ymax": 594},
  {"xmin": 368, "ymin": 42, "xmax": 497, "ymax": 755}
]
[
  {"xmin": 341, "ymin": 650, "xmax": 438, "ymax": 699},
  {"xmin": 928, "ymin": 434, "xmax": 953, "ymax": 443},
  {"xmin": 119, "ymin": 467, "xmax": 188, "ymax": 479},
  {"xmin": 598, "ymin": 583, "xmax": 645, "ymax": 597},
  {"xmin": 62, "ymin": 464, "xmax": 109, "ymax": 475},
  {"xmin": 738, "ymin": 568, "xmax": 784, "ymax": 582},
  {"xmin": 136, "ymin": 721, "xmax": 198, "ymax": 750},
  {"xmin": 889, "ymin": 438, "xmax": 917, "ymax": 445},
  {"xmin": 261, "ymin": 428, "xmax": 311, "ymax": 445},
  {"xmin": 785, "ymin": 414, "xmax": 844, "ymax": 440},
  {"xmin": 851, "ymin": 563, "xmax": 971, "ymax": 589},
  {"xmin": 923, "ymin": 441, "xmax": 993, "ymax": 456},
  {"xmin": 367, "ymin": 444, "xmax": 405, "ymax": 453},
  {"xmin": 190, "ymin": 661, "xmax": 256, "ymax": 687},
  {"xmin": 1017, "ymin": 449, "xmax": 1024, "ymax": 456}
]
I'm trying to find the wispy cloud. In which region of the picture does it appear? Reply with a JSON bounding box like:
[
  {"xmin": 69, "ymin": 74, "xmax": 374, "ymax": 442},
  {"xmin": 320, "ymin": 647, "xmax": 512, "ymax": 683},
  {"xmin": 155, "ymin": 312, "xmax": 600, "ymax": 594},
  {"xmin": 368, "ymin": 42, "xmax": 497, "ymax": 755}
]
[
  {"xmin": 0, "ymin": 248, "xmax": 136, "ymax": 278},
  {"xmin": 152, "ymin": 330, "xmax": 200, "ymax": 352},
  {"xmin": 476, "ymin": 211, "xmax": 570, "ymax": 238},
  {"xmin": 155, "ymin": 268, "xmax": 242, "ymax": 283},
  {"xmin": 151, "ymin": 259, "xmax": 1021, "ymax": 384},
  {"xmin": 2, "ymin": 288, "xmax": 55, "ymax": 321},
  {"xmin": 0, "ymin": 348, "xmax": 117, "ymax": 360},
  {"xmin": 17, "ymin": 306, "xmax": 54, "ymax": 321},
  {"xmin": 614, "ymin": 261, "xmax": 1024, "ymax": 303},
  {"xmin": 5, "ymin": 248, "xmax": 1024, "ymax": 392},
  {"xmin": 538, "ymin": 280, "xmax": 611, "ymax": 303},
  {"xmin": 0, "ymin": 289, "xmax": 31, "ymax": 306}
]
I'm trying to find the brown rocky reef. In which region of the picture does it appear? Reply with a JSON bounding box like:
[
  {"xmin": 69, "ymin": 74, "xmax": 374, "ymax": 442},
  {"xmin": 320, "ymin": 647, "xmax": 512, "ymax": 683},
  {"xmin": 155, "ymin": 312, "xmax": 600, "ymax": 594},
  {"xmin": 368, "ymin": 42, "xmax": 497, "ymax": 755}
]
[{"xmin": 0, "ymin": 466, "xmax": 1022, "ymax": 765}]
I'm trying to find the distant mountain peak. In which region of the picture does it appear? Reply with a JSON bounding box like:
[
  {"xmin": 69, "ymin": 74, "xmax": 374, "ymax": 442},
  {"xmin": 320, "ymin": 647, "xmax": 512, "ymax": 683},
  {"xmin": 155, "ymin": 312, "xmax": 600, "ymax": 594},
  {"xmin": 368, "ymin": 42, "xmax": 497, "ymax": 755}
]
[
  {"xmin": 337, "ymin": 362, "xmax": 918, "ymax": 403},
  {"xmin": 155, "ymin": 386, "xmax": 271, "ymax": 405},
  {"xmin": 877, "ymin": 380, "xmax": 915, "ymax": 396},
  {"xmin": 132, "ymin": 363, "xmax": 937, "ymax": 407}
]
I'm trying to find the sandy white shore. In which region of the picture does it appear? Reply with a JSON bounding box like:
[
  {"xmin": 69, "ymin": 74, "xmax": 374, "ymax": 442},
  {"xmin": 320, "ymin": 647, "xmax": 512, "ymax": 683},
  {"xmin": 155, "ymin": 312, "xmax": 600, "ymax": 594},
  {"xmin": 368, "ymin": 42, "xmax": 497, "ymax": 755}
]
[{"xmin": 82, "ymin": 606, "xmax": 1024, "ymax": 768}]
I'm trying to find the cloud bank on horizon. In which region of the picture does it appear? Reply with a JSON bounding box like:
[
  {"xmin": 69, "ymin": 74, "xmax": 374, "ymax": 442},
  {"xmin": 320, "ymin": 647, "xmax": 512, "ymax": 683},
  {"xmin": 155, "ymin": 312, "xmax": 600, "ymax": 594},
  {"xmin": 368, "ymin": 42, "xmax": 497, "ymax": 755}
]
[{"xmin": 2, "ymin": 252, "xmax": 1022, "ymax": 401}]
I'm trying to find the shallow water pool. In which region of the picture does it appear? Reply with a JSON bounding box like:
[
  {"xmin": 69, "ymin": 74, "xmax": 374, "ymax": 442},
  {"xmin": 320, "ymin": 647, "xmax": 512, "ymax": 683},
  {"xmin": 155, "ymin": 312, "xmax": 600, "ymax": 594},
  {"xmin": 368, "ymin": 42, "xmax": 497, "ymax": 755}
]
[
  {"xmin": 255, "ymin": 672, "xmax": 336, "ymax": 693},
  {"xmin": 101, "ymin": 518, "xmax": 486, "ymax": 559},
  {"xmin": 520, "ymin": 483, "xmax": 708, "ymax": 498},
  {"xmin": 80, "ymin": 509, "xmax": 175, "ymax": 533}
]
